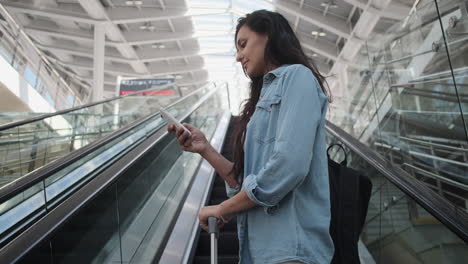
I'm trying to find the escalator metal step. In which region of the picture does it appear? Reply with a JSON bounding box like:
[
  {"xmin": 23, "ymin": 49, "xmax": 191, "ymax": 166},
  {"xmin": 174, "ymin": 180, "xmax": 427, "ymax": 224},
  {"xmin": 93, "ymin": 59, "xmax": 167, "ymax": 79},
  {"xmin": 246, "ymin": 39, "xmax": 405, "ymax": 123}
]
[
  {"xmin": 212, "ymin": 186, "xmax": 229, "ymax": 199},
  {"xmin": 209, "ymin": 198, "xmax": 226, "ymax": 205}
]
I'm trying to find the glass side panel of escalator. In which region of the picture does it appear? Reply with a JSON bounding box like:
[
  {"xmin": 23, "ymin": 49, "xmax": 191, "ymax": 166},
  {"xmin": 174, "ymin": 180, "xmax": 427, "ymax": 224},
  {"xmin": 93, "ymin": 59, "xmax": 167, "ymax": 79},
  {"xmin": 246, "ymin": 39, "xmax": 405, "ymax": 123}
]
[
  {"xmin": 327, "ymin": 0, "xmax": 468, "ymax": 219},
  {"xmin": 15, "ymin": 86, "xmax": 229, "ymax": 264},
  {"xmin": 0, "ymin": 83, "xmax": 212, "ymax": 188},
  {"xmin": 0, "ymin": 84, "xmax": 227, "ymax": 252},
  {"xmin": 326, "ymin": 130, "xmax": 468, "ymax": 264}
]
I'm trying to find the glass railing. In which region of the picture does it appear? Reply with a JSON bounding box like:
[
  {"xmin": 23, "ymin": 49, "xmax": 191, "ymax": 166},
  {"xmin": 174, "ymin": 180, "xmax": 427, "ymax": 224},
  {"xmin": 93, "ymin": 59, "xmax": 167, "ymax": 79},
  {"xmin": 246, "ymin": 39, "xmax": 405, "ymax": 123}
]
[
  {"xmin": 326, "ymin": 122, "xmax": 468, "ymax": 263},
  {"xmin": 0, "ymin": 113, "xmax": 49, "ymax": 126},
  {"xmin": 0, "ymin": 83, "xmax": 195, "ymax": 188},
  {"xmin": 329, "ymin": 0, "xmax": 468, "ymax": 216},
  {"xmin": 0, "ymin": 5, "xmax": 84, "ymax": 110},
  {"xmin": 6, "ymin": 83, "xmax": 229, "ymax": 263}
]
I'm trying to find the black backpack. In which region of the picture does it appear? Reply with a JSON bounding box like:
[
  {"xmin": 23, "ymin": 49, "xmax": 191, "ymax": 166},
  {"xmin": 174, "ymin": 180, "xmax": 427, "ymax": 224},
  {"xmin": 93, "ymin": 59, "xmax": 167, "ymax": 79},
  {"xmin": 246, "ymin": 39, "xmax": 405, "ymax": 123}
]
[{"xmin": 327, "ymin": 143, "xmax": 372, "ymax": 264}]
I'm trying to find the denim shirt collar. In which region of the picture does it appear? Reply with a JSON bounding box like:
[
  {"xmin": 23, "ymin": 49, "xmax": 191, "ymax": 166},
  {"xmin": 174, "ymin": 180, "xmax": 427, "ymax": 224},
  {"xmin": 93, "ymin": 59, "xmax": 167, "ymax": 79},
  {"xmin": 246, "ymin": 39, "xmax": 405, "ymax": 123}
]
[{"xmin": 262, "ymin": 64, "xmax": 291, "ymax": 84}]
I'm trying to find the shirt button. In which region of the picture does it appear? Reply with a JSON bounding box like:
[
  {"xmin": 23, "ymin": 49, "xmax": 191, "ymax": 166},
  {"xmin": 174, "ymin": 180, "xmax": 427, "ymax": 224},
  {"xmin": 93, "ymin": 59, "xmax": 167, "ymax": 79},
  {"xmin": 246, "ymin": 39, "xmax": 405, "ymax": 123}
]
[{"xmin": 266, "ymin": 205, "xmax": 278, "ymax": 214}]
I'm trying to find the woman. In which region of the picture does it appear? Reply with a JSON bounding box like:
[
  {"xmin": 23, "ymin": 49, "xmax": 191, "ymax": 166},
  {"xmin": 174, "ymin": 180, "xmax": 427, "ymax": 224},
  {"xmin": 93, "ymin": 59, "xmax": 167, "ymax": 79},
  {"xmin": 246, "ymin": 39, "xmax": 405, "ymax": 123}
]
[{"xmin": 169, "ymin": 9, "xmax": 334, "ymax": 264}]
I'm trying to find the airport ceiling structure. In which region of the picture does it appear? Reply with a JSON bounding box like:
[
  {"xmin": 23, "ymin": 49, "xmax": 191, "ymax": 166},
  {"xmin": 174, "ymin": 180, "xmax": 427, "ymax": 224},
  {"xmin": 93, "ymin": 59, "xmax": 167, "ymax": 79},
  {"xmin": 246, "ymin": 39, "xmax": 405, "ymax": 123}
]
[{"xmin": 0, "ymin": 0, "xmax": 414, "ymax": 100}]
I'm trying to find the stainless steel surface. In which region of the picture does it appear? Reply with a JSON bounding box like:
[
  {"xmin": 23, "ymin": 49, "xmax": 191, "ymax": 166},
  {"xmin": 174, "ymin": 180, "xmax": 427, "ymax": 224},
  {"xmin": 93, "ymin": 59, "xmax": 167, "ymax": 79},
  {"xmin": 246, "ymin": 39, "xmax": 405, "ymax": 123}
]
[{"xmin": 210, "ymin": 233, "xmax": 218, "ymax": 264}]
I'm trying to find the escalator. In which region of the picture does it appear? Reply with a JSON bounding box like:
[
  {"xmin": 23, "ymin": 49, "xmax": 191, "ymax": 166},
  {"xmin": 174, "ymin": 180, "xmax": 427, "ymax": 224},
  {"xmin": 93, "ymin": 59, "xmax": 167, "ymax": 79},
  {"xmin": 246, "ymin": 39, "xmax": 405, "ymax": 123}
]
[{"xmin": 0, "ymin": 82, "xmax": 231, "ymax": 263}]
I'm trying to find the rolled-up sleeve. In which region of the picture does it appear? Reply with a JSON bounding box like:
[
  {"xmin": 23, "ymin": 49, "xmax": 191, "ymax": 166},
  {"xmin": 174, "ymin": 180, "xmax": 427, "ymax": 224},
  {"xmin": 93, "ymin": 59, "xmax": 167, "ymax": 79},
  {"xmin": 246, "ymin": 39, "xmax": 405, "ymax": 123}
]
[
  {"xmin": 242, "ymin": 65, "xmax": 323, "ymax": 208},
  {"xmin": 225, "ymin": 180, "xmax": 241, "ymax": 198}
]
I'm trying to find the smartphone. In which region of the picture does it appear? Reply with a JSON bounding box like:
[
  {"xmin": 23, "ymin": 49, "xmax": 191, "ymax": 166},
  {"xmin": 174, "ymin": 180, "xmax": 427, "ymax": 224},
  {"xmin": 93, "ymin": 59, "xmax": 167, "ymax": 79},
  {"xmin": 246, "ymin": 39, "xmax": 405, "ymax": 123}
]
[{"xmin": 159, "ymin": 107, "xmax": 192, "ymax": 137}]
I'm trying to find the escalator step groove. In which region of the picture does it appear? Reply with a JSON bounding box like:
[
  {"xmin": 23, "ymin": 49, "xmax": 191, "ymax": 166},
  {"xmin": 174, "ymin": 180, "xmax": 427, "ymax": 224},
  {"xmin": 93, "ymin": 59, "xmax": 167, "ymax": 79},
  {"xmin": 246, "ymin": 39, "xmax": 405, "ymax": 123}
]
[{"xmin": 212, "ymin": 186, "xmax": 229, "ymax": 199}]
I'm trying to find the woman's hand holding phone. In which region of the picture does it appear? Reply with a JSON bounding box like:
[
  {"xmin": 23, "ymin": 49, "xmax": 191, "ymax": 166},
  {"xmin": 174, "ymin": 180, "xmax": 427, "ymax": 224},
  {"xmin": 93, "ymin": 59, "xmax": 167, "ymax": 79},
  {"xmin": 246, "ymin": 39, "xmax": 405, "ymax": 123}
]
[{"xmin": 168, "ymin": 123, "xmax": 210, "ymax": 154}]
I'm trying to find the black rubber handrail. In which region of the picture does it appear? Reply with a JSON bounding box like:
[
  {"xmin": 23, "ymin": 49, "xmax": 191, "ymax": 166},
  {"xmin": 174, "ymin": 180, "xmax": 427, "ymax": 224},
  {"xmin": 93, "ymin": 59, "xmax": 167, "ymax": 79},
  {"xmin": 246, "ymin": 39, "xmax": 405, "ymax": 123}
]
[
  {"xmin": 0, "ymin": 82, "xmax": 177, "ymax": 132},
  {"xmin": 0, "ymin": 83, "xmax": 215, "ymax": 204},
  {"xmin": 326, "ymin": 120, "xmax": 468, "ymax": 243}
]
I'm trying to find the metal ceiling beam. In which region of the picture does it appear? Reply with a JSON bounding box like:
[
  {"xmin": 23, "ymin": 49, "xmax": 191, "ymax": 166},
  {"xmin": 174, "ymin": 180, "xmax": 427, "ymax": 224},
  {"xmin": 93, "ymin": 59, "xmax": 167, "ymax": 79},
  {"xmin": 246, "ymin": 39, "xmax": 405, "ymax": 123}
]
[
  {"xmin": 147, "ymin": 60, "xmax": 205, "ymax": 76},
  {"xmin": 344, "ymin": 0, "xmax": 411, "ymax": 21},
  {"xmin": 108, "ymin": 7, "xmax": 229, "ymax": 24},
  {"xmin": 327, "ymin": 0, "xmax": 394, "ymax": 98},
  {"xmin": 125, "ymin": 30, "xmax": 231, "ymax": 45},
  {"xmin": 49, "ymin": 57, "xmax": 141, "ymax": 77},
  {"xmin": 1, "ymin": 1, "xmax": 99, "ymax": 24},
  {"xmin": 76, "ymin": 0, "xmax": 148, "ymax": 74},
  {"xmin": 53, "ymin": 57, "xmax": 205, "ymax": 77},
  {"xmin": 298, "ymin": 36, "xmax": 362, "ymax": 70},
  {"xmin": 330, "ymin": 0, "xmax": 391, "ymax": 68},
  {"xmin": 2, "ymin": 1, "xmax": 230, "ymax": 28},
  {"xmin": 109, "ymin": 7, "xmax": 187, "ymax": 24},
  {"xmin": 273, "ymin": 0, "xmax": 351, "ymax": 39},
  {"xmin": 24, "ymin": 24, "xmax": 206, "ymax": 47},
  {"xmin": 138, "ymin": 49, "xmax": 200, "ymax": 63},
  {"xmin": 123, "ymin": 30, "xmax": 197, "ymax": 45},
  {"xmin": 24, "ymin": 25, "xmax": 121, "ymax": 46},
  {"xmin": 2, "ymin": 0, "xmax": 98, "ymax": 24},
  {"xmin": 299, "ymin": 36, "xmax": 339, "ymax": 61},
  {"xmin": 34, "ymin": 42, "xmax": 203, "ymax": 63},
  {"xmin": 35, "ymin": 42, "xmax": 124, "ymax": 61}
]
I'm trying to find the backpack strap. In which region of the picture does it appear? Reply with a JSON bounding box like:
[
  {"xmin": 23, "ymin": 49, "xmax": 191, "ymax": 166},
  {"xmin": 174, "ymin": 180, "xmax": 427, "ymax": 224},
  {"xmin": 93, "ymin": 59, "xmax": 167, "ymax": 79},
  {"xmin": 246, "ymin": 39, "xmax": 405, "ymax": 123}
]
[{"xmin": 327, "ymin": 143, "xmax": 348, "ymax": 166}]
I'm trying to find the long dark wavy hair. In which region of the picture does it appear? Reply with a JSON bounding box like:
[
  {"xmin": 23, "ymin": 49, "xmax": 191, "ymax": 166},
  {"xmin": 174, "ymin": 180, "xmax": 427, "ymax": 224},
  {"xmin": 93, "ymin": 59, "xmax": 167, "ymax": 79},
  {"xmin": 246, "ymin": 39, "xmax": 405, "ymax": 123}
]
[{"xmin": 230, "ymin": 10, "xmax": 332, "ymax": 183}]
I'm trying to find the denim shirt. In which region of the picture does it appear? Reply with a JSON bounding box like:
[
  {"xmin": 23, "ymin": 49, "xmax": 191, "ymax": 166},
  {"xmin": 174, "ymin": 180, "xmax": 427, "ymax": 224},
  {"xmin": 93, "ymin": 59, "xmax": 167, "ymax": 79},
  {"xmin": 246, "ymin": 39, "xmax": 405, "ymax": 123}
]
[{"xmin": 225, "ymin": 64, "xmax": 334, "ymax": 264}]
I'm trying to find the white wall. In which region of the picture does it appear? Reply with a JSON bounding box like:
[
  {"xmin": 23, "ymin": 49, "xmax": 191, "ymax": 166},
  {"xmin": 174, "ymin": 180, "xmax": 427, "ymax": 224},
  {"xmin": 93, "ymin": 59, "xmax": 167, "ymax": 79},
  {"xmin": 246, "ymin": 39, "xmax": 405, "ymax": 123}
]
[{"xmin": 0, "ymin": 54, "xmax": 55, "ymax": 113}]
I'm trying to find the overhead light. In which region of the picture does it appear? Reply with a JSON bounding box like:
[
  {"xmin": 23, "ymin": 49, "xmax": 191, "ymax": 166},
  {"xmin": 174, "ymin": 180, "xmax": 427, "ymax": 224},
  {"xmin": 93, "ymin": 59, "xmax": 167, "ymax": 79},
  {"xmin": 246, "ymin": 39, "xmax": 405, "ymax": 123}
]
[
  {"xmin": 126, "ymin": 0, "xmax": 143, "ymax": 6},
  {"xmin": 140, "ymin": 22, "xmax": 155, "ymax": 31},
  {"xmin": 312, "ymin": 53, "xmax": 318, "ymax": 57},
  {"xmin": 151, "ymin": 43, "xmax": 165, "ymax": 49},
  {"xmin": 312, "ymin": 29, "xmax": 327, "ymax": 37}
]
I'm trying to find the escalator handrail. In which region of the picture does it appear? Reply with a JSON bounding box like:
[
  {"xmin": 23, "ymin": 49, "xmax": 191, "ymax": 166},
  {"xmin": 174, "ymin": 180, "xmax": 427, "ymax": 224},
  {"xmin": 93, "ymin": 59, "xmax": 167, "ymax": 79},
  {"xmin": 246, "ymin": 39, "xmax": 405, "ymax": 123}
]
[
  {"xmin": 0, "ymin": 82, "xmax": 178, "ymax": 131},
  {"xmin": 325, "ymin": 120, "xmax": 468, "ymax": 243},
  {"xmin": 0, "ymin": 83, "xmax": 217, "ymax": 204}
]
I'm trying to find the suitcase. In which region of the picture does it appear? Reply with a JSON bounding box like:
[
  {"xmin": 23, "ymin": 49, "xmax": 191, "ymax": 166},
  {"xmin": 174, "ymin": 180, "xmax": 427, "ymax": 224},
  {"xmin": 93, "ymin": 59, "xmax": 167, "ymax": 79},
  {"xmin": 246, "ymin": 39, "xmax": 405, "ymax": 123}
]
[{"xmin": 208, "ymin": 217, "xmax": 219, "ymax": 264}]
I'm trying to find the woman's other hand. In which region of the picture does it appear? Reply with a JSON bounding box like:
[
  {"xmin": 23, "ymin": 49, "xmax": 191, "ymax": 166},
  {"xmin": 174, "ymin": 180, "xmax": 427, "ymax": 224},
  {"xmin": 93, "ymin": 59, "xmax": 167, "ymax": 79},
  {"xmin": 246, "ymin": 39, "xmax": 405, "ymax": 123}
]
[
  {"xmin": 167, "ymin": 123, "xmax": 209, "ymax": 154},
  {"xmin": 198, "ymin": 205, "xmax": 234, "ymax": 232}
]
